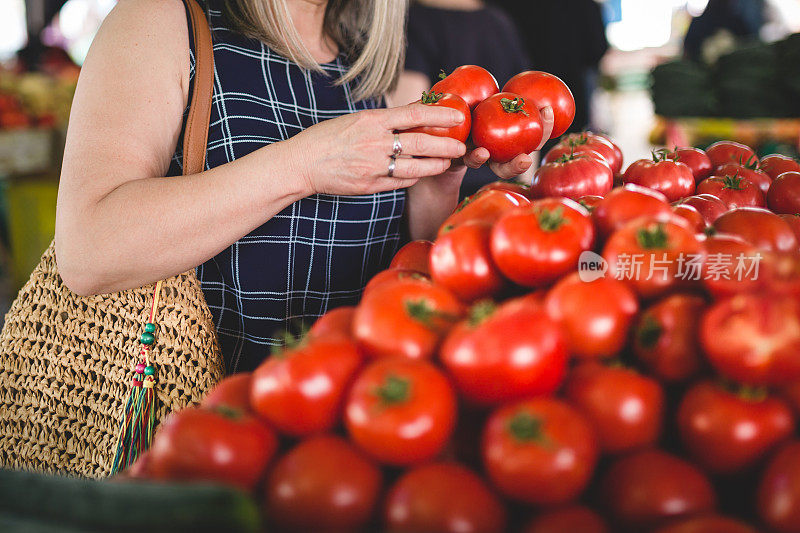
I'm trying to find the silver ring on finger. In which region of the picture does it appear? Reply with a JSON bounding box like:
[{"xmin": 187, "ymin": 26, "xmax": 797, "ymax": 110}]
[
  {"xmin": 388, "ymin": 156, "xmax": 397, "ymax": 178},
  {"xmin": 392, "ymin": 133, "xmax": 403, "ymax": 158}
]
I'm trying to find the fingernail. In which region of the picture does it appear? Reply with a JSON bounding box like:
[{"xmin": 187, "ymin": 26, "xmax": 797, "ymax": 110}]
[
  {"xmin": 452, "ymin": 111, "xmax": 465, "ymax": 123},
  {"xmin": 457, "ymin": 143, "xmax": 467, "ymax": 156},
  {"xmin": 542, "ymin": 106, "xmax": 554, "ymax": 120}
]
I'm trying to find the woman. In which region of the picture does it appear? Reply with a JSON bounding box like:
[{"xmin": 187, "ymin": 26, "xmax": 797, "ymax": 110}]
[{"xmin": 55, "ymin": 0, "xmax": 553, "ymax": 373}]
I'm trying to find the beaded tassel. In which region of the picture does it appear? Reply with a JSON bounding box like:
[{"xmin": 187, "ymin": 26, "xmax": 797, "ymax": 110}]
[{"xmin": 110, "ymin": 281, "xmax": 163, "ymax": 475}]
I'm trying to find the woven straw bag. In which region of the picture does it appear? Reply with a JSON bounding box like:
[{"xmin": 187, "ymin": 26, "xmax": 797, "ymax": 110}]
[{"xmin": 0, "ymin": 0, "xmax": 224, "ymax": 478}]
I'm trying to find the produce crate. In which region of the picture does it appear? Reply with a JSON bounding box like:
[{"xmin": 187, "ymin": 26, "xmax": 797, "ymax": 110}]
[{"xmin": 651, "ymin": 116, "xmax": 800, "ymax": 152}]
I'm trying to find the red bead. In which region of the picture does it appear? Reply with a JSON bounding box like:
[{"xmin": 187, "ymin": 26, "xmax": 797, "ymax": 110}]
[{"xmin": 134, "ymin": 363, "xmax": 146, "ymax": 373}]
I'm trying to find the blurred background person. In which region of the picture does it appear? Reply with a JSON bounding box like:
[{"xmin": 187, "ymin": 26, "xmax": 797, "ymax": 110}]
[{"xmin": 684, "ymin": 0, "xmax": 766, "ymax": 62}]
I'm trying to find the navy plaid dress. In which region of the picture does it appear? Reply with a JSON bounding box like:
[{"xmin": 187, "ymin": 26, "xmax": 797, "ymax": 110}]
[{"xmin": 168, "ymin": 1, "xmax": 406, "ymax": 373}]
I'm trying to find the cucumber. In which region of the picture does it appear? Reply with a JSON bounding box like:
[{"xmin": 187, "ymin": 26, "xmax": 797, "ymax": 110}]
[{"xmin": 0, "ymin": 469, "xmax": 261, "ymax": 533}]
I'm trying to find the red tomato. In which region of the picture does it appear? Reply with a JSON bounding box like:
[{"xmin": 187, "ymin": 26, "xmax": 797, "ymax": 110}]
[
  {"xmin": 768, "ymin": 171, "xmax": 800, "ymax": 215},
  {"xmin": 653, "ymin": 515, "xmax": 759, "ymax": 533},
  {"xmin": 472, "ymin": 92, "xmax": 544, "ymax": 163},
  {"xmin": 677, "ymin": 381, "xmax": 794, "ymax": 475},
  {"xmin": 542, "ymin": 144, "xmax": 608, "ymax": 166},
  {"xmin": 623, "ymin": 157, "xmax": 696, "ymax": 203},
  {"xmin": 491, "ymin": 198, "xmax": 594, "ymax": 287},
  {"xmin": 308, "ymin": 306, "xmax": 356, "ymax": 341},
  {"xmin": 406, "ymin": 91, "xmax": 471, "ymax": 142},
  {"xmin": 353, "ymin": 278, "xmax": 464, "ymax": 360},
  {"xmin": 523, "ymin": 506, "xmax": 609, "ymax": 533},
  {"xmin": 530, "ymin": 153, "xmax": 613, "ymax": 200},
  {"xmin": 263, "ymin": 435, "xmax": 382, "ymax": 532},
  {"xmin": 503, "ymin": 71, "xmax": 575, "ymax": 137},
  {"xmin": 345, "ymin": 358, "xmax": 456, "ymax": 466},
  {"xmin": 390, "ymin": 240, "xmax": 433, "ymax": 275},
  {"xmin": 760, "ymin": 154, "xmax": 800, "ymax": 179},
  {"xmin": 554, "ymin": 132, "xmax": 623, "ymax": 174},
  {"xmin": 713, "ymin": 207, "xmax": 798, "ymax": 252},
  {"xmin": 148, "ymin": 407, "xmax": 278, "ymax": 490},
  {"xmin": 482, "ymin": 398, "xmax": 598, "ymax": 505},
  {"xmin": 362, "ymin": 269, "xmax": 430, "ymax": 299},
  {"xmin": 705, "ymin": 140, "xmax": 757, "ymax": 169},
  {"xmin": 429, "ymin": 221, "xmax": 505, "ymax": 302},
  {"xmin": 633, "ymin": 294, "xmax": 706, "ymax": 382},
  {"xmin": 383, "ymin": 462, "xmax": 507, "ymax": 533},
  {"xmin": 201, "ymin": 372, "xmax": 253, "ymax": 413},
  {"xmin": 432, "ymin": 65, "xmax": 499, "ymax": 109},
  {"xmin": 577, "ymin": 194, "xmax": 604, "ymax": 212},
  {"xmin": 477, "ymin": 180, "xmax": 532, "ymax": 198},
  {"xmin": 672, "ymin": 203, "xmax": 706, "ymax": 232},
  {"xmin": 564, "ymin": 362, "xmax": 664, "ymax": 454},
  {"xmin": 781, "ymin": 214, "xmax": 800, "ymax": 243},
  {"xmin": 440, "ymin": 297, "xmax": 567, "ymax": 406},
  {"xmin": 439, "ymin": 189, "xmax": 530, "ymax": 237},
  {"xmin": 544, "ymin": 273, "xmax": 638, "ymax": 359},
  {"xmin": 592, "ymin": 184, "xmax": 672, "ymax": 239},
  {"xmin": 668, "ymin": 147, "xmax": 713, "ymax": 183},
  {"xmin": 762, "ymin": 250, "xmax": 800, "ymax": 297},
  {"xmin": 600, "ymin": 450, "xmax": 716, "ymax": 531},
  {"xmin": 701, "ymin": 293, "xmax": 800, "ymax": 386},
  {"xmin": 250, "ymin": 337, "xmax": 362, "ymax": 436},
  {"xmin": 678, "ymin": 194, "xmax": 729, "ymax": 225},
  {"xmin": 758, "ymin": 441, "xmax": 800, "ymax": 533},
  {"xmin": 700, "ymin": 233, "xmax": 762, "ymax": 298},
  {"xmin": 603, "ymin": 217, "xmax": 704, "ymax": 298},
  {"xmin": 697, "ymin": 174, "xmax": 765, "ymax": 209},
  {"xmin": 717, "ymin": 162, "xmax": 772, "ymax": 195}
]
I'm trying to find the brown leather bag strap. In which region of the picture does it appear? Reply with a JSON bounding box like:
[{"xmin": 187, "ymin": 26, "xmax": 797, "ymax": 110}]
[{"xmin": 181, "ymin": 0, "xmax": 214, "ymax": 176}]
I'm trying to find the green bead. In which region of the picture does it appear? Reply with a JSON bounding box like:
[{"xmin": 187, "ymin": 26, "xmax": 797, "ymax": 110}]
[
  {"xmin": 144, "ymin": 366, "xmax": 156, "ymax": 376},
  {"xmin": 144, "ymin": 323, "xmax": 156, "ymax": 334},
  {"xmin": 140, "ymin": 332, "xmax": 155, "ymax": 345}
]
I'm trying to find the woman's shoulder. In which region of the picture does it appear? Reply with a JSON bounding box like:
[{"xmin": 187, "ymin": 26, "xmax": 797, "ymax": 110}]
[{"xmin": 96, "ymin": 0, "xmax": 190, "ymax": 57}]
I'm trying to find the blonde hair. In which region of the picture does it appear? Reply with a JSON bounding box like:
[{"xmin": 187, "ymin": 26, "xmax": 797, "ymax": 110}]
[{"xmin": 221, "ymin": 0, "xmax": 408, "ymax": 101}]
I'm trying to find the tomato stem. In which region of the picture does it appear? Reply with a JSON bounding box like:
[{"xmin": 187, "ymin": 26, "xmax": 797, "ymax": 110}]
[
  {"xmin": 507, "ymin": 411, "xmax": 549, "ymax": 445},
  {"xmin": 722, "ymin": 173, "xmax": 745, "ymax": 190},
  {"xmin": 421, "ymin": 91, "xmax": 445, "ymax": 105},
  {"xmin": 438, "ymin": 69, "xmax": 448, "ymax": 81},
  {"xmin": 718, "ymin": 379, "xmax": 769, "ymax": 402},
  {"xmin": 635, "ymin": 223, "xmax": 669, "ymax": 249},
  {"xmin": 636, "ymin": 315, "xmax": 663, "ymax": 349},
  {"xmin": 405, "ymin": 299, "xmax": 459, "ymax": 330},
  {"xmin": 468, "ymin": 300, "xmax": 497, "ymax": 327},
  {"xmin": 537, "ymin": 207, "xmax": 568, "ymax": 232},
  {"xmin": 375, "ymin": 375, "xmax": 411, "ymax": 405},
  {"xmin": 499, "ymin": 97, "xmax": 529, "ymax": 116},
  {"xmin": 210, "ymin": 405, "xmax": 244, "ymax": 420}
]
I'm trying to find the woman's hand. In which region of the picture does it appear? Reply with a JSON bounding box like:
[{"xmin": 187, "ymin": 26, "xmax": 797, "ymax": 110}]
[{"xmin": 286, "ymin": 103, "xmax": 468, "ymax": 196}]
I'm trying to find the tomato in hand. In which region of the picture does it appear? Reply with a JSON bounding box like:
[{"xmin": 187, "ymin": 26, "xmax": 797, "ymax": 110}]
[
  {"xmin": 760, "ymin": 153, "xmax": 800, "ymax": 179},
  {"xmin": 768, "ymin": 171, "xmax": 800, "ymax": 215},
  {"xmin": 633, "ymin": 294, "xmax": 706, "ymax": 382},
  {"xmin": 440, "ymin": 297, "xmax": 568, "ymax": 406},
  {"xmin": 148, "ymin": 407, "xmax": 278, "ymax": 491},
  {"xmin": 390, "ymin": 240, "xmax": 433, "ymax": 275},
  {"xmin": 353, "ymin": 277, "xmax": 463, "ymax": 360},
  {"xmin": 592, "ymin": 184, "xmax": 672, "ymax": 239},
  {"xmin": 623, "ymin": 155, "xmax": 695, "ymax": 202},
  {"xmin": 491, "ymin": 198, "xmax": 594, "ymax": 287},
  {"xmin": 677, "ymin": 381, "xmax": 794, "ymax": 475},
  {"xmin": 697, "ymin": 174, "xmax": 765, "ymax": 209},
  {"xmin": 406, "ymin": 91, "xmax": 471, "ymax": 142},
  {"xmin": 482, "ymin": 398, "xmax": 598, "ymax": 505},
  {"xmin": 678, "ymin": 194, "xmax": 729, "ymax": 225},
  {"xmin": 544, "ymin": 273, "xmax": 638, "ymax": 359},
  {"xmin": 668, "ymin": 147, "xmax": 713, "ymax": 183},
  {"xmin": 263, "ymin": 435, "xmax": 382, "ymax": 532},
  {"xmin": 705, "ymin": 140, "xmax": 757, "ymax": 169},
  {"xmin": 523, "ymin": 506, "xmax": 609, "ymax": 533},
  {"xmin": 472, "ymin": 92, "xmax": 543, "ymax": 163},
  {"xmin": 250, "ymin": 337, "xmax": 362, "ymax": 436},
  {"xmin": 700, "ymin": 233, "xmax": 762, "ymax": 298},
  {"xmin": 530, "ymin": 152, "xmax": 613, "ymax": 200},
  {"xmin": 672, "ymin": 203, "xmax": 706, "ymax": 232},
  {"xmin": 201, "ymin": 372, "xmax": 253, "ymax": 413},
  {"xmin": 758, "ymin": 441, "xmax": 800, "ymax": 533},
  {"xmin": 383, "ymin": 462, "xmax": 507, "ymax": 533},
  {"xmin": 308, "ymin": 306, "xmax": 356, "ymax": 341},
  {"xmin": 653, "ymin": 515, "xmax": 758, "ymax": 533},
  {"xmin": 600, "ymin": 449, "xmax": 716, "ymax": 531},
  {"xmin": 345, "ymin": 358, "xmax": 456, "ymax": 466},
  {"xmin": 713, "ymin": 207, "xmax": 798, "ymax": 252},
  {"xmin": 554, "ymin": 132, "xmax": 623, "ymax": 174},
  {"xmin": 717, "ymin": 162, "xmax": 772, "ymax": 195},
  {"xmin": 432, "ymin": 65, "xmax": 499, "ymax": 109},
  {"xmin": 439, "ymin": 189, "xmax": 529, "ymax": 237},
  {"xmin": 429, "ymin": 221, "xmax": 505, "ymax": 302},
  {"xmin": 503, "ymin": 71, "xmax": 575, "ymax": 137}
]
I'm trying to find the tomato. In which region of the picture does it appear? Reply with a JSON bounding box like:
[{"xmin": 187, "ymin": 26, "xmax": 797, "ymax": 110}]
[
  {"xmin": 592, "ymin": 184, "xmax": 672, "ymax": 239},
  {"xmin": 250, "ymin": 337, "xmax": 362, "ymax": 436},
  {"xmin": 523, "ymin": 506, "xmax": 609, "ymax": 533},
  {"xmin": 405, "ymin": 91, "xmax": 471, "ymax": 143},
  {"xmin": 553, "ymin": 132, "xmax": 623, "ymax": 174},
  {"xmin": 768, "ymin": 171, "xmax": 800, "ymax": 215},
  {"xmin": 677, "ymin": 381, "xmax": 794, "ymax": 475},
  {"xmin": 440, "ymin": 298, "xmax": 567, "ymax": 406},
  {"xmin": 439, "ymin": 189, "xmax": 530, "ymax": 237},
  {"xmin": 432, "ymin": 65, "xmax": 499, "ymax": 109},
  {"xmin": 603, "ymin": 216, "xmax": 704, "ymax": 298},
  {"xmin": 705, "ymin": 140, "xmax": 757, "ymax": 169},
  {"xmin": 564, "ymin": 362, "xmax": 664, "ymax": 454},
  {"xmin": 363, "ymin": 268, "xmax": 430, "ymax": 299},
  {"xmin": 544, "ymin": 273, "xmax": 638, "ymax": 359},
  {"xmin": 668, "ymin": 147, "xmax": 713, "ymax": 183},
  {"xmin": 781, "ymin": 214, "xmax": 800, "ymax": 242},
  {"xmin": 503, "ymin": 71, "xmax": 575, "ymax": 138},
  {"xmin": 148, "ymin": 407, "xmax": 278, "ymax": 490},
  {"xmin": 678, "ymin": 194, "xmax": 729, "ymax": 225},
  {"xmin": 530, "ymin": 153, "xmax": 613, "ymax": 200},
  {"xmin": 600, "ymin": 450, "xmax": 716, "ymax": 531},
  {"xmin": 623, "ymin": 156, "xmax": 695, "ymax": 203},
  {"xmin": 701, "ymin": 293, "xmax": 800, "ymax": 386},
  {"xmin": 700, "ymin": 233, "xmax": 762, "ymax": 298},
  {"xmin": 383, "ymin": 462, "xmax": 507, "ymax": 533},
  {"xmin": 633, "ymin": 294, "xmax": 706, "ymax": 382},
  {"xmin": 653, "ymin": 515, "xmax": 758, "ymax": 533},
  {"xmin": 760, "ymin": 154, "xmax": 800, "ymax": 179},
  {"xmin": 542, "ymin": 144, "xmax": 608, "ymax": 166},
  {"xmin": 491, "ymin": 198, "xmax": 594, "ymax": 287},
  {"xmin": 762, "ymin": 250, "xmax": 800, "ymax": 297},
  {"xmin": 201, "ymin": 372, "xmax": 253, "ymax": 413},
  {"xmin": 713, "ymin": 207, "xmax": 798, "ymax": 252},
  {"xmin": 353, "ymin": 278, "xmax": 464, "ymax": 360},
  {"xmin": 482, "ymin": 398, "xmax": 598, "ymax": 505},
  {"xmin": 345, "ymin": 358, "xmax": 456, "ymax": 466},
  {"xmin": 696, "ymin": 174, "xmax": 765, "ymax": 209},
  {"xmin": 263, "ymin": 435, "xmax": 382, "ymax": 532},
  {"xmin": 429, "ymin": 221, "xmax": 505, "ymax": 302},
  {"xmin": 758, "ymin": 441, "xmax": 800, "ymax": 533},
  {"xmin": 472, "ymin": 92, "xmax": 544, "ymax": 163},
  {"xmin": 390, "ymin": 240, "xmax": 433, "ymax": 275},
  {"xmin": 577, "ymin": 194, "xmax": 604, "ymax": 212},
  {"xmin": 672, "ymin": 203, "xmax": 706, "ymax": 232},
  {"xmin": 477, "ymin": 180, "xmax": 532, "ymax": 198},
  {"xmin": 716, "ymin": 162, "xmax": 772, "ymax": 195},
  {"xmin": 308, "ymin": 306, "xmax": 356, "ymax": 340}
]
